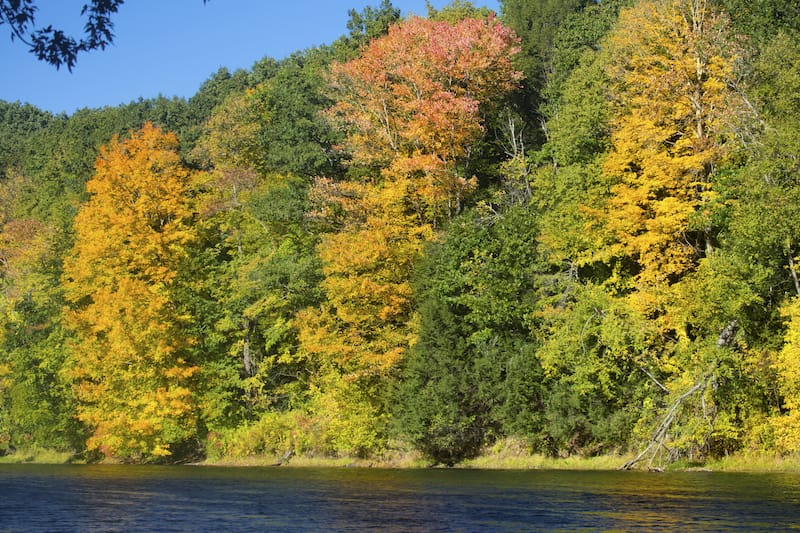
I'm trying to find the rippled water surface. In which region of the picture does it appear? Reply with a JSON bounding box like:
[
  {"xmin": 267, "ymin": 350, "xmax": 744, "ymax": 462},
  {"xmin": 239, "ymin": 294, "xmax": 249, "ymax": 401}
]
[{"xmin": 1, "ymin": 464, "xmax": 799, "ymax": 531}]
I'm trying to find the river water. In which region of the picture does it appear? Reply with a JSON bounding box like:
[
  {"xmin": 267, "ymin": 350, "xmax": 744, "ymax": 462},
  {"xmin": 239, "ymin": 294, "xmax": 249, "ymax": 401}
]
[{"xmin": 1, "ymin": 464, "xmax": 799, "ymax": 531}]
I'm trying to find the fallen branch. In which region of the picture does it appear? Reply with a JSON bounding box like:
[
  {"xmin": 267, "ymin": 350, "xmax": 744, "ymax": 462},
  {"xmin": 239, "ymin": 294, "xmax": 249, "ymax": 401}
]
[
  {"xmin": 620, "ymin": 376, "xmax": 709, "ymax": 471},
  {"xmin": 622, "ymin": 321, "xmax": 738, "ymax": 470},
  {"xmin": 271, "ymin": 447, "xmax": 294, "ymax": 467}
]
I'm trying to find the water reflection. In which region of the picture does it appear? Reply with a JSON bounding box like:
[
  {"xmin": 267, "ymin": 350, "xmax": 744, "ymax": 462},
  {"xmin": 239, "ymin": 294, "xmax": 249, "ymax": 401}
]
[{"xmin": 1, "ymin": 465, "xmax": 800, "ymax": 531}]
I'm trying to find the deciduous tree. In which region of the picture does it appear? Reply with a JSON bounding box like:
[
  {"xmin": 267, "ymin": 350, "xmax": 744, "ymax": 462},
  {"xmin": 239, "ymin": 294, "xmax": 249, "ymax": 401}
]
[
  {"xmin": 63, "ymin": 123, "xmax": 199, "ymax": 461},
  {"xmin": 296, "ymin": 13, "xmax": 523, "ymax": 455},
  {"xmin": 599, "ymin": 0, "xmax": 753, "ymax": 289},
  {"xmin": 328, "ymin": 14, "xmax": 522, "ymax": 222},
  {"xmin": 0, "ymin": 216, "xmax": 83, "ymax": 453}
]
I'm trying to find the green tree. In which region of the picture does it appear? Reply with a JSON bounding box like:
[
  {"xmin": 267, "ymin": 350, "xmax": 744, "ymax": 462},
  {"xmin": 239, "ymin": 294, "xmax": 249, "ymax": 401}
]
[
  {"xmin": 186, "ymin": 76, "xmax": 325, "ymax": 453},
  {"xmin": 0, "ymin": 217, "xmax": 83, "ymax": 454},
  {"xmin": 329, "ymin": 0, "xmax": 401, "ymax": 61},
  {"xmin": 720, "ymin": 32, "xmax": 800, "ymax": 449},
  {"xmin": 500, "ymin": 0, "xmax": 592, "ymax": 146},
  {"xmin": 397, "ymin": 206, "xmax": 547, "ymax": 463},
  {"xmin": 426, "ymin": 0, "xmax": 492, "ymax": 22},
  {"xmin": 718, "ymin": 0, "xmax": 800, "ymax": 44},
  {"xmin": 190, "ymin": 172, "xmax": 323, "ymax": 432},
  {"xmin": 0, "ymin": 102, "xmax": 58, "ymax": 180},
  {"xmin": 183, "ymin": 67, "xmax": 253, "ymax": 152},
  {"xmin": 250, "ymin": 51, "xmax": 343, "ymax": 178}
]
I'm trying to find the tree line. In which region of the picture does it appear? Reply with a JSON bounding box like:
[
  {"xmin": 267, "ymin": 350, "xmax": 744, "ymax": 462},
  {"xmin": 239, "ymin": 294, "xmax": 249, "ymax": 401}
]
[{"xmin": 2, "ymin": 0, "xmax": 800, "ymax": 468}]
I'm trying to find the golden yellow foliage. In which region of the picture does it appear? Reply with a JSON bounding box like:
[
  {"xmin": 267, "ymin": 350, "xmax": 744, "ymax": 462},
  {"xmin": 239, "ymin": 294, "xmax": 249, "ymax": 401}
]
[
  {"xmin": 300, "ymin": 176, "xmax": 432, "ymax": 375},
  {"xmin": 63, "ymin": 123, "xmax": 199, "ymax": 460},
  {"xmin": 599, "ymin": 0, "xmax": 751, "ymax": 289},
  {"xmin": 772, "ymin": 299, "xmax": 800, "ymax": 453},
  {"xmin": 297, "ymin": 176, "xmax": 432, "ymax": 451}
]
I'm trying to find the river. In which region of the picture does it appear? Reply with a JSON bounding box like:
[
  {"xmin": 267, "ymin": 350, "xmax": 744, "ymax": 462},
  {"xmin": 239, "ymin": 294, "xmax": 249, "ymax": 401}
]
[{"xmin": 1, "ymin": 464, "xmax": 799, "ymax": 531}]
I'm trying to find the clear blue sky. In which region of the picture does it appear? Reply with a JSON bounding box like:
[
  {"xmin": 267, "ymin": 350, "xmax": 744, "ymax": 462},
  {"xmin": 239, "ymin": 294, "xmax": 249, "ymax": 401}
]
[{"xmin": 0, "ymin": 0, "xmax": 501, "ymax": 116}]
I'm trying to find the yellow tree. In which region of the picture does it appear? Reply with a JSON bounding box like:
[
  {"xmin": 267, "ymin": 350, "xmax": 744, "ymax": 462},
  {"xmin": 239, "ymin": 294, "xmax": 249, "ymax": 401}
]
[
  {"xmin": 297, "ymin": 177, "xmax": 433, "ymax": 454},
  {"xmin": 597, "ymin": 0, "xmax": 752, "ymax": 310},
  {"xmin": 592, "ymin": 0, "xmax": 759, "ymax": 467},
  {"xmin": 772, "ymin": 299, "xmax": 800, "ymax": 453},
  {"xmin": 63, "ymin": 124, "xmax": 199, "ymax": 461},
  {"xmin": 303, "ymin": 179, "xmax": 430, "ymax": 373}
]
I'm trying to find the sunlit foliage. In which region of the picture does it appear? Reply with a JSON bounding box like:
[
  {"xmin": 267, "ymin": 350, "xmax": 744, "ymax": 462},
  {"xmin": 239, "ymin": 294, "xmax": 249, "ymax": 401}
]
[
  {"xmin": 63, "ymin": 124, "xmax": 199, "ymax": 460},
  {"xmin": 4, "ymin": 0, "xmax": 800, "ymax": 468}
]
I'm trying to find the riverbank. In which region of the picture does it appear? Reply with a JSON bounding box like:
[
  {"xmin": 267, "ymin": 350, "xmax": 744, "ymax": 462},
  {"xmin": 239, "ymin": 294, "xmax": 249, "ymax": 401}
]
[
  {"xmin": 203, "ymin": 440, "xmax": 800, "ymax": 473},
  {"xmin": 4, "ymin": 444, "xmax": 800, "ymax": 473},
  {"xmin": 0, "ymin": 448, "xmax": 80, "ymax": 465},
  {"xmin": 201, "ymin": 453, "xmax": 628, "ymax": 470}
]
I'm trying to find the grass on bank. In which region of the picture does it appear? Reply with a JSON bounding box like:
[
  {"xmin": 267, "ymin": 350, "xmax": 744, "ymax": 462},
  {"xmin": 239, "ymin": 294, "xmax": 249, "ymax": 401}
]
[
  {"xmin": 203, "ymin": 448, "xmax": 429, "ymax": 469},
  {"xmin": 204, "ymin": 438, "xmax": 800, "ymax": 472},
  {"xmin": 701, "ymin": 453, "xmax": 800, "ymax": 473},
  {"xmin": 0, "ymin": 447, "xmax": 81, "ymax": 464},
  {"xmin": 5, "ymin": 438, "xmax": 800, "ymax": 472}
]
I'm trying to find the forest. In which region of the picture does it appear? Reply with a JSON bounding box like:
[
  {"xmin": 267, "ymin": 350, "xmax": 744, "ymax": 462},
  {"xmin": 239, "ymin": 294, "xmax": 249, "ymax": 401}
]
[{"xmin": 2, "ymin": 0, "xmax": 800, "ymax": 469}]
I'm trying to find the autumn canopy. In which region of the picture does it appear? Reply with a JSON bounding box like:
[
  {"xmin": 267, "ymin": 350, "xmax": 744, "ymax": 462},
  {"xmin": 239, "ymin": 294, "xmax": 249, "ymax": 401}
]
[{"xmin": 3, "ymin": 0, "xmax": 800, "ymax": 469}]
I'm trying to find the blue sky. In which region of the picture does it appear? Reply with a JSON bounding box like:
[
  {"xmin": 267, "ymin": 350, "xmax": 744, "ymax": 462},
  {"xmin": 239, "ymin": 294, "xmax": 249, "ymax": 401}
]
[{"xmin": 0, "ymin": 0, "xmax": 500, "ymax": 115}]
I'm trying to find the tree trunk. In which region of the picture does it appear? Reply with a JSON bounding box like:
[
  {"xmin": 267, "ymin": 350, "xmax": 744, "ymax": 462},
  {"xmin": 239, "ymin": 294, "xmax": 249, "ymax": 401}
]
[
  {"xmin": 788, "ymin": 243, "xmax": 800, "ymax": 297},
  {"xmin": 242, "ymin": 319, "xmax": 256, "ymax": 377}
]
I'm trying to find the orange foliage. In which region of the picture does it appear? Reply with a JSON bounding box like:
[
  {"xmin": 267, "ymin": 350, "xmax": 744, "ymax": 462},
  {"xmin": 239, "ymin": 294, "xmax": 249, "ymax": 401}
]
[
  {"xmin": 306, "ymin": 14, "xmax": 521, "ymax": 372},
  {"xmin": 328, "ymin": 15, "xmax": 522, "ymax": 221},
  {"xmin": 63, "ymin": 123, "xmax": 199, "ymax": 460}
]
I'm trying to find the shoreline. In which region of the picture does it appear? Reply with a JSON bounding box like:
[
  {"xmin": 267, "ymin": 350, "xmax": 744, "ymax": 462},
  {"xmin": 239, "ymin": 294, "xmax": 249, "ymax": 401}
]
[
  {"xmin": 4, "ymin": 447, "xmax": 800, "ymax": 473},
  {"xmin": 199, "ymin": 453, "xmax": 800, "ymax": 473}
]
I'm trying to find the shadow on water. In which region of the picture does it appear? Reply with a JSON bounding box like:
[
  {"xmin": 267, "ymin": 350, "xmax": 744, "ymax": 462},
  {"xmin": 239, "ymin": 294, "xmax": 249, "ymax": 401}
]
[{"xmin": 1, "ymin": 465, "xmax": 800, "ymax": 531}]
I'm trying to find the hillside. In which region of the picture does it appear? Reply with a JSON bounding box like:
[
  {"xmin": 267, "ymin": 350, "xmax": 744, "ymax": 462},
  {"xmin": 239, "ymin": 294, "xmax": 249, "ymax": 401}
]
[{"xmin": 2, "ymin": 0, "xmax": 800, "ymax": 469}]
